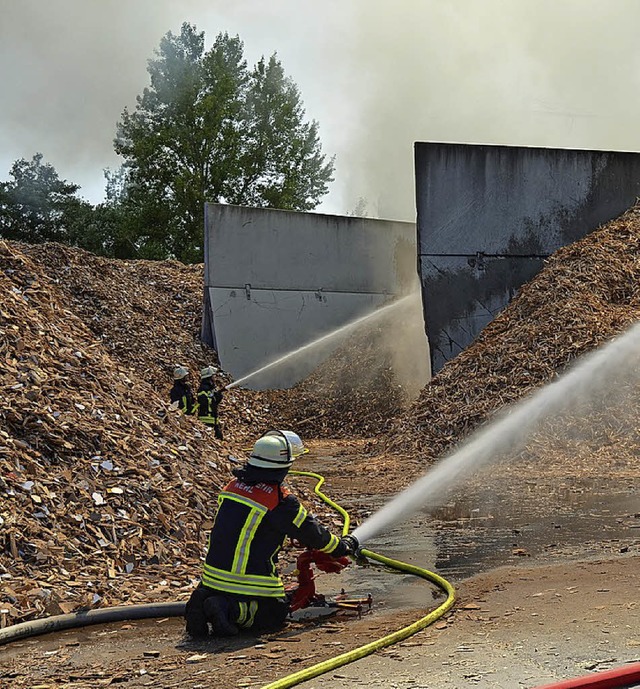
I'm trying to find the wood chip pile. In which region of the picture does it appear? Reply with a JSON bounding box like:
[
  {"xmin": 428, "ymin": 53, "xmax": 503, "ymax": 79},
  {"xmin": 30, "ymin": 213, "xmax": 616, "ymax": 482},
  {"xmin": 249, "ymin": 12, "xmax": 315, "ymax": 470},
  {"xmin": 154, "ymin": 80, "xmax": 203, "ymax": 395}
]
[
  {"xmin": 0, "ymin": 241, "xmax": 279, "ymax": 627},
  {"xmin": 383, "ymin": 205, "xmax": 640, "ymax": 473},
  {"xmin": 1, "ymin": 238, "xmax": 360, "ymax": 628},
  {"xmin": 18, "ymin": 242, "xmax": 268, "ymax": 441}
]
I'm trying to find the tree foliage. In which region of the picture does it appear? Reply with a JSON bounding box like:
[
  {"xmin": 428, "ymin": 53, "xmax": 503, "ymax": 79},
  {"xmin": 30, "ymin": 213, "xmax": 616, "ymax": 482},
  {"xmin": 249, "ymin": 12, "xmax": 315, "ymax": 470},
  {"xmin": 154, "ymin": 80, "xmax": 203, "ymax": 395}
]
[
  {"xmin": 0, "ymin": 25, "xmax": 335, "ymax": 263},
  {"xmin": 0, "ymin": 153, "xmax": 85, "ymax": 244},
  {"xmin": 115, "ymin": 23, "xmax": 335, "ymax": 262},
  {"xmin": 0, "ymin": 154, "xmax": 123, "ymax": 256}
]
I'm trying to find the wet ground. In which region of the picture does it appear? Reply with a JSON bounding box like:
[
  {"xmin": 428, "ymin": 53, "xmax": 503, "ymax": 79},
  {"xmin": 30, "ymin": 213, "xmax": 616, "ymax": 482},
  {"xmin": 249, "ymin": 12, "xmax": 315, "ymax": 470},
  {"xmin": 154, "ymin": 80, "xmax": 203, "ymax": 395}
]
[
  {"xmin": 326, "ymin": 475, "xmax": 639, "ymax": 618},
  {"xmin": 430, "ymin": 478, "xmax": 640, "ymax": 577},
  {"xmin": 1, "ymin": 445, "xmax": 639, "ymax": 688}
]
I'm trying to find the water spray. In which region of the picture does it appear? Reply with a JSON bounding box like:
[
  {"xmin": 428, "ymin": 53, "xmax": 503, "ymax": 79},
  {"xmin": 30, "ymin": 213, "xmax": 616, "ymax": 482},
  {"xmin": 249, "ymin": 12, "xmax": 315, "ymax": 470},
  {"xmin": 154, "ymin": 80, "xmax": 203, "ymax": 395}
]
[
  {"xmin": 351, "ymin": 320, "xmax": 640, "ymax": 547},
  {"xmin": 225, "ymin": 293, "xmax": 414, "ymax": 390}
]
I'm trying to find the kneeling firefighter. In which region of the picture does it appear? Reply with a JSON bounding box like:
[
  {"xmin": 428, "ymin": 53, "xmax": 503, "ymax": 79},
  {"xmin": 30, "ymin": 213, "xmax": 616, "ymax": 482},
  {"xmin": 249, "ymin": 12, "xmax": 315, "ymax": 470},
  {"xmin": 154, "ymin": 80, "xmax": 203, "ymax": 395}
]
[{"xmin": 184, "ymin": 430, "xmax": 359, "ymax": 637}]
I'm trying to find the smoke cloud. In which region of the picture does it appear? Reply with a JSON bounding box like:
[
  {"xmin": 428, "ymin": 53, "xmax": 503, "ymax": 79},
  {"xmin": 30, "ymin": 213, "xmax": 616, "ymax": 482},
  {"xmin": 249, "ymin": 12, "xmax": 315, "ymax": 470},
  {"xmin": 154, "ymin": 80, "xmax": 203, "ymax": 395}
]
[
  {"xmin": 0, "ymin": 0, "xmax": 352, "ymax": 202},
  {"xmin": 345, "ymin": 0, "xmax": 640, "ymax": 219},
  {"xmin": 1, "ymin": 0, "xmax": 639, "ymax": 216},
  {"xmin": 0, "ymin": 1, "xmax": 175, "ymax": 193}
]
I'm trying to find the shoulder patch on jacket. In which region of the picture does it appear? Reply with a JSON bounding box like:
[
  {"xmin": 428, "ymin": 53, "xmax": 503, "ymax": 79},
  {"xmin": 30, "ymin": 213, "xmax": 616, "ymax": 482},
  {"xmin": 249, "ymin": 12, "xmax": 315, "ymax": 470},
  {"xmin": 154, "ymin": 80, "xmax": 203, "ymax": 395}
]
[{"xmin": 225, "ymin": 479, "xmax": 281, "ymax": 510}]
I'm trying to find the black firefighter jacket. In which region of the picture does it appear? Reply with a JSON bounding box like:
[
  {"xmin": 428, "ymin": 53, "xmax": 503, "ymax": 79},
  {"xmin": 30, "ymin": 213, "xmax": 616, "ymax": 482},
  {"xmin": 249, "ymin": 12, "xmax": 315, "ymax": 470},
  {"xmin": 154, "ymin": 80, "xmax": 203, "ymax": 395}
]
[
  {"xmin": 197, "ymin": 381, "xmax": 223, "ymax": 426},
  {"xmin": 169, "ymin": 380, "xmax": 195, "ymax": 415},
  {"xmin": 200, "ymin": 478, "xmax": 348, "ymax": 599}
]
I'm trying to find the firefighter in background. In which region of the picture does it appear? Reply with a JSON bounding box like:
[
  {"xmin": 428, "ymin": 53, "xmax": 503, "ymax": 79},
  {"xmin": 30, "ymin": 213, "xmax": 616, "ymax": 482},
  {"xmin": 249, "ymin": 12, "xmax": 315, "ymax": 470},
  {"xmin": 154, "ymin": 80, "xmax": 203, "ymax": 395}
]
[
  {"xmin": 169, "ymin": 366, "xmax": 195, "ymax": 415},
  {"xmin": 197, "ymin": 366, "xmax": 224, "ymax": 440},
  {"xmin": 184, "ymin": 430, "xmax": 359, "ymax": 638}
]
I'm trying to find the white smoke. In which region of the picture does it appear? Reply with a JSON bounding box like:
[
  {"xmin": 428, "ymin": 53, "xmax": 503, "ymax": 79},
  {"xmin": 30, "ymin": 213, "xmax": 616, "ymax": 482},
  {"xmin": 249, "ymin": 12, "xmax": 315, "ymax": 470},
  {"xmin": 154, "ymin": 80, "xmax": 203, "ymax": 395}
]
[
  {"xmin": 346, "ymin": 0, "xmax": 640, "ymax": 220},
  {"xmin": 1, "ymin": 0, "xmax": 639, "ymax": 214}
]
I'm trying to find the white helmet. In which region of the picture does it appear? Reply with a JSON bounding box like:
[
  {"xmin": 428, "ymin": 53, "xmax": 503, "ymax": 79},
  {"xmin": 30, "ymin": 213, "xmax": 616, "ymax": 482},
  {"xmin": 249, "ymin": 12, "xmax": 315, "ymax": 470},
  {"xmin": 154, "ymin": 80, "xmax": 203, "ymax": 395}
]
[
  {"xmin": 265, "ymin": 430, "xmax": 308, "ymax": 458},
  {"xmin": 248, "ymin": 434, "xmax": 295, "ymax": 469},
  {"xmin": 173, "ymin": 366, "xmax": 189, "ymax": 380},
  {"xmin": 200, "ymin": 365, "xmax": 218, "ymax": 379}
]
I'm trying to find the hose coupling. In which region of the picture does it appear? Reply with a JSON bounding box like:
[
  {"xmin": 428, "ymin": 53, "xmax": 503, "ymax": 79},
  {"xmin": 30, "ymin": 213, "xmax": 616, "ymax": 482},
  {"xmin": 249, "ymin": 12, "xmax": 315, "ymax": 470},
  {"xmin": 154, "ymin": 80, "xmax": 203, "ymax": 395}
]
[{"xmin": 341, "ymin": 534, "xmax": 361, "ymax": 557}]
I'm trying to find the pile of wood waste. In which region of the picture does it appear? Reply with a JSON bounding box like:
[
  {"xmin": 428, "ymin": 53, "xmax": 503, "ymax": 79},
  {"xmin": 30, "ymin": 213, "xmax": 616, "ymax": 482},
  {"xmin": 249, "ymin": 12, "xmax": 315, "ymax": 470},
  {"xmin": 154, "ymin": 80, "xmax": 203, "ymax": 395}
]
[
  {"xmin": 0, "ymin": 241, "xmax": 299, "ymax": 627},
  {"xmin": 382, "ymin": 205, "xmax": 640, "ymax": 483},
  {"xmin": 18, "ymin": 242, "xmax": 269, "ymax": 440},
  {"xmin": 263, "ymin": 334, "xmax": 403, "ymax": 438},
  {"xmin": 0, "ymin": 239, "xmax": 420, "ymax": 628}
]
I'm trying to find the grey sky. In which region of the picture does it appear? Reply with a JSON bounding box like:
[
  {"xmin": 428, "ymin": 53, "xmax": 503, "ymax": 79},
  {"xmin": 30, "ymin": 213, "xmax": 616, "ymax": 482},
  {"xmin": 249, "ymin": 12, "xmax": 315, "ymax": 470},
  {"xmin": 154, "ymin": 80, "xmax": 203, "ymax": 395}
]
[{"xmin": 1, "ymin": 0, "xmax": 639, "ymax": 220}]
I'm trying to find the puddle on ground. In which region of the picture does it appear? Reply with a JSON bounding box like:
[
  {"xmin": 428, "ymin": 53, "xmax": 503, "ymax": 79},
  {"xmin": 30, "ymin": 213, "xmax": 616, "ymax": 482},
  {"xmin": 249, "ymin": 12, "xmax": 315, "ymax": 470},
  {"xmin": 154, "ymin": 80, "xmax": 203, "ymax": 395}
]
[
  {"xmin": 307, "ymin": 468, "xmax": 639, "ymax": 615},
  {"xmin": 428, "ymin": 478, "xmax": 639, "ymax": 579}
]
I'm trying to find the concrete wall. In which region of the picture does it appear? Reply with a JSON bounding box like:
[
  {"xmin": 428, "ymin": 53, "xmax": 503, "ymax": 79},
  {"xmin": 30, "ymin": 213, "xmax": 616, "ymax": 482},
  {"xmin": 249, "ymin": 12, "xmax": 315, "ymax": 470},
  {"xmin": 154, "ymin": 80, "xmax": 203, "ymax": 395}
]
[
  {"xmin": 415, "ymin": 142, "xmax": 640, "ymax": 373},
  {"xmin": 202, "ymin": 204, "xmax": 419, "ymax": 389}
]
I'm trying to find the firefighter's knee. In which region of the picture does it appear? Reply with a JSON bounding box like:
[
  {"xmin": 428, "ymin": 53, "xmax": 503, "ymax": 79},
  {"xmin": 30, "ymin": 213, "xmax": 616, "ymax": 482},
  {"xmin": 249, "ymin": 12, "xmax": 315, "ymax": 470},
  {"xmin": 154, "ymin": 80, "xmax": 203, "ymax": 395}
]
[
  {"xmin": 249, "ymin": 598, "xmax": 289, "ymax": 632},
  {"xmin": 203, "ymin": 595, "xmax": 239, "ymax": 637}
]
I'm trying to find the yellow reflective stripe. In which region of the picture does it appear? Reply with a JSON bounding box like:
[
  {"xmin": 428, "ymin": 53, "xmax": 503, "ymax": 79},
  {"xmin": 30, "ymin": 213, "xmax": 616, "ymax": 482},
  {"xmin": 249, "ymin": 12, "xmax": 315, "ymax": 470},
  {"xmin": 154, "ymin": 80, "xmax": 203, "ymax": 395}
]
[
  {"xmin": 292, "ymin": 504, "xmax": 307, "ymax": 528},
  {"xmin": 220, "ymin": 491, "xmax": 267, "ymax": 574},
  {"xmin": 237, "ymin": 601, "xmax": 248, "ymax": 626},
  {"xmin": 235, "ymin": 600, "xmax": 258, "ymax": 629},
  {"xmin": 203, "ymin": 563, "xmax": 283, "ymax": 588},
  {"xmin": 245, "ymin": 601, "xmax": 258, "ymax": 628},
  {"xmin": 319, "ymin": 533, "xmax": 339, "ymax": 553},
  {"xmin": 232, "ymin": 508, "xmax": 264, "ymax": 574},
  {"xmin": 268, "ymin": 539, "xmax": 285, "ymax": 577},
  {"xmin": 198, "ymin": 391, "xmax": 218, "ymax": 423},
  {"xmin": 201, "ymin": 572, "xmax": 285, "ymax": 598},
  {"xmin": 220, "ymin": 492, "xmax": 269, "ymax": 514}
]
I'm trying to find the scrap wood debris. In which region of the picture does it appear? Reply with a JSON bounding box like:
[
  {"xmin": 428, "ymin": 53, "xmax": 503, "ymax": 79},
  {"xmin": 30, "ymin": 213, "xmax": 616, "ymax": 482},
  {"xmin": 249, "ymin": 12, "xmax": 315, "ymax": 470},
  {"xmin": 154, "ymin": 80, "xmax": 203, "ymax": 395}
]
[
  {"xmin": 0, "ymin": 241, "xmax": 304, "ymax": 627},
  {"xmin": 18, "ymin": 242, "xmax": 210, "ymax": 391},
  {"xmin": 18, "ymin": 242, "xmax": 269, "ymax": 443},
  {"xmin": 380, "ymin": 204, "xmax": 640, "ymax": 484},
  {"xmin": 262, "ymin": 338, "xmax": 405, "ymax": 439}
]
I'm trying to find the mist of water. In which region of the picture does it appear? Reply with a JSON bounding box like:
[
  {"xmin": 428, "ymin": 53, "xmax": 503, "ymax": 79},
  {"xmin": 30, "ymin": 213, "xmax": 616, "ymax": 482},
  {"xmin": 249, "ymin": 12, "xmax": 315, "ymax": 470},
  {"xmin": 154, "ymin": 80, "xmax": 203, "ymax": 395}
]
[
  {"xmin": 352, "ymin": 319, "xmax": 640, "ymax": 546},
  {"xmin": 225, "ymin": 294, "xmax": 414, "ymax": 390}
]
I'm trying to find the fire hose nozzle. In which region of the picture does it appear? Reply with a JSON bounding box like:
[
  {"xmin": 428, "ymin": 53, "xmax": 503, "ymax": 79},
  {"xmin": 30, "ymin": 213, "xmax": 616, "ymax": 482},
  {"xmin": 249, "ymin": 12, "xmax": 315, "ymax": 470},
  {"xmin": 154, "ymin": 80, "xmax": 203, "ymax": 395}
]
[{"xmin": 341, "ymin": 534, "xmax": 360, "ymax": 558}]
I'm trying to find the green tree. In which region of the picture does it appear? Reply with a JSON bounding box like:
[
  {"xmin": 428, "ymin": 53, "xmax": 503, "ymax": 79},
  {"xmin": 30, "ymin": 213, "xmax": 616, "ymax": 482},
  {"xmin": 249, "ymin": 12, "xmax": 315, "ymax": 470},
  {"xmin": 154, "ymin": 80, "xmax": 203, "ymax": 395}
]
[
  {"xmin": 115, "ymin": 23, "xmax": 334, "ymax": 262},
  {"xmin": 0, "ymin": 153, "xmax": 84, "ymax": 244},
  {"xmin": 93, "ymin": 167, "xmax": 145, "ymax": 259},
  {"xmin": 238, "ymin": 55, "xmax": 334, "ymax": 210}
]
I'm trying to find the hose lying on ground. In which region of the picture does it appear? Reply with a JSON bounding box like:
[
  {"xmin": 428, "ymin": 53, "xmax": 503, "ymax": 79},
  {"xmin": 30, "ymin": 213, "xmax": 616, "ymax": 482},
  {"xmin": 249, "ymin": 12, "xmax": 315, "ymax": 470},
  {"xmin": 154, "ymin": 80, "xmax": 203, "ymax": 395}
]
[
  {"xmin": 259, "ymin": 471, "xmax": 456, "ymax": 689},
  {"xmin": 0, "ymin": 470, "xmax": 455, "ymax": 689},
  {"xmin": 0, "ymin": 602, "xmax": 185, "ymax": 645}
]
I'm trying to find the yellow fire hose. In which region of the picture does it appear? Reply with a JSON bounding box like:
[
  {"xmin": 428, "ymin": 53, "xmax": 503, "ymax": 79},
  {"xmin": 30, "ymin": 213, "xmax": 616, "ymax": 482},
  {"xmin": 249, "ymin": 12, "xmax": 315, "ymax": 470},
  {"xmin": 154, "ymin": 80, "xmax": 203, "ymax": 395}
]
[{"xmin": 262, "ymin": 470, "xmax": 456, "ymax": 689}]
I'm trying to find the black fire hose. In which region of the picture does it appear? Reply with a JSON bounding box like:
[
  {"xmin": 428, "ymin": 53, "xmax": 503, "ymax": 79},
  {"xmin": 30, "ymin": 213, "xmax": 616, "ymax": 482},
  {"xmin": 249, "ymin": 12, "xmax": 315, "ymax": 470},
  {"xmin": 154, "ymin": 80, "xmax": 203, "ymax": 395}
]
[{"xmin": 0, "ymin": 602, "xmax": 185, "ymax": 645}]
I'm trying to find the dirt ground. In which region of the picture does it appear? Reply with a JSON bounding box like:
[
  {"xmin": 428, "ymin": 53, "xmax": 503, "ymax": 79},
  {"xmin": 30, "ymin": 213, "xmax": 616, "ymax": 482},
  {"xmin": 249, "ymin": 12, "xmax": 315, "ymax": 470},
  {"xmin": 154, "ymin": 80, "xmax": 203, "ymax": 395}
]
[{"xmin": 1, "ymin": 442, "xmax": 639, "ymax": 689}]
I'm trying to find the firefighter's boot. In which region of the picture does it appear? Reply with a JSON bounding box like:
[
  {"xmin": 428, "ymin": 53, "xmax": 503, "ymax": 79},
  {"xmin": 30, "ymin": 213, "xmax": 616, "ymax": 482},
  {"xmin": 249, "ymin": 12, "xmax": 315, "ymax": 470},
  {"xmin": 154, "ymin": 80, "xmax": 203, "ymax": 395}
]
[
  {"xmin": 184, "ymin": 587, "xmax": 210, "ymax": 638},
  {"xmin": 203, "ymin": 596, "xmax": 239, "ymax": 637}
]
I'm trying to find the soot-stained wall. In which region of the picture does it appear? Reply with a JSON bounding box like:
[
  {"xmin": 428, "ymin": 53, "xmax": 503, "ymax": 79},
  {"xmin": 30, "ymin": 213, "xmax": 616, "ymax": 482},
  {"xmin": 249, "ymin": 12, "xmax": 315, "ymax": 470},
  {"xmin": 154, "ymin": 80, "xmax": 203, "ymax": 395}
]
[
  {"xmin": 415, "ymin": 142, "xmax": 640, "ymax": 373},
  {"xmin": 202, "ymin": 204, "xmax": 420, "ymax": 389}
]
